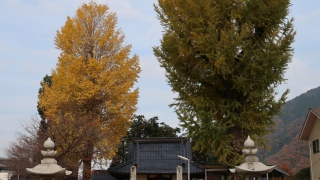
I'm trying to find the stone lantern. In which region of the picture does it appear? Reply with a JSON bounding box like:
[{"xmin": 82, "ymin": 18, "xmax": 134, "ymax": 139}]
[
  {"xmin": 230, "ymin": 136, "xmax": 275, "ymax": 180},
  {"xmin": 26, "ymin": 138, "xmax": 72, "ymax": 180}
]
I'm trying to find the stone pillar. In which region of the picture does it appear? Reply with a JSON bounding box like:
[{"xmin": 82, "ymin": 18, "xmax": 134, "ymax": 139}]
[
  {"xmin": 244, "ymin": 173, "xmax": 261, "ymax": 180},
  {"xmin": 177, "ymin": 166, "xmax": 183, "ymax": 180},
  {"xmin": 39, "ymin": 175, "xmax": 56, "ymax": 180},
  {"xmin": 229, "ymin": 136, "xmax": 275, "ymax": 180},
  {"xmin": 26, "ymin": 138, "xmax": 72, "ymax": 179},
  {"xmin": 257, "ymin": 175, "xmax": 261, "ymax": 180},
  {"xmin": 244, "ymin": 174, "xmax": 249, "ymax": 180},
  {"xmin": 130, "ymin": 166, "xmax": 137, "ymax": 180}
]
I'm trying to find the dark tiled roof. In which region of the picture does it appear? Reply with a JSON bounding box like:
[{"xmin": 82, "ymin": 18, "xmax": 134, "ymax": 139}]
[
  {"xmin": 274, "ymin": 167, "xmax": 290, "ymax": 176},
  {"xmin": 109, "ymin": 137, "xmax": 204, "ymax": 175},
  {"xmin": 91, "ymin": 170, "xmax": 117, "ymax": 180}
]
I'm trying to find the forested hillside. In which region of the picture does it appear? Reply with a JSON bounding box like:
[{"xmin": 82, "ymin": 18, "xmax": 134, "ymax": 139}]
[{"xmin": 258, "ymin": 86, "xmax": 320, "ymax": 174}]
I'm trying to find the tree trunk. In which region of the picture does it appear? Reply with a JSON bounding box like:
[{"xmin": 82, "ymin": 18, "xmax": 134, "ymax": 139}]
[
  {"xmin": 82, "ymin": 143, "xmax": 94, "ymax": 180},
  {"xmin": 227, "ymin": 126, "xmax": 246, "ymax": 164},
  {"xmin": 66, "ymin": 164, "xmax": 80, "ymax": 180}
]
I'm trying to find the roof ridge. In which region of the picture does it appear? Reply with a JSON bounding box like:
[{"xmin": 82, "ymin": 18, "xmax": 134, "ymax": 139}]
[
  {"xmin": 311, "ymin": 108, "xmax": 320, "ymax": 117},
  {"xmin": 133, "ymin": 137, "xmax": 187, "ymax": 139},
  {"xmin": 108, "ymin": 161, "xmax": 132, "ymax": 171},
  {"xmin": 190, "ymin": 161, "xmax": 202, "ymax": 168},
  {"xmin": 132, "ymin": 137, "xmax": 188, "ymax": 143},
  {"xmin": 275, "ymin": 167, "xmax": 290, "ymax": 176}
]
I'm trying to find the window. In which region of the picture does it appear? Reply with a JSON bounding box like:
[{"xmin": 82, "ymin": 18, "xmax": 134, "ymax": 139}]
[{"xmin": 313, "ymin": 139, "xmax": 319, "ymax": 153}]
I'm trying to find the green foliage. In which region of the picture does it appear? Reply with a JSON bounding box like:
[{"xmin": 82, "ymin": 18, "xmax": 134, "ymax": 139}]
[
  {"xmin": 295, "ymin": 167, "xmax": 310, "ymax": 180},
  {"xmin": 192, "ymin": 147, "xmax": 219, "ymax": 165},
  {"xmin": 37, "ymin": 75, "xmax": 52, "ymax": 131},
  {"xmin": 154, "ymin": 0, "xmax": 295, "ymax": 166},
  {"xmin": 111, "ymin": 115, "xmax": 181, "ymax": 167}
]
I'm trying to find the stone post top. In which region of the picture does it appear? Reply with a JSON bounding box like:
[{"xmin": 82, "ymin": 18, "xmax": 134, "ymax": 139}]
[
  {"xmin": 244, "ymin": 136, "xmax": 254, "ymax": 148},
  {"xmin": 44, "ymin": 138, "xmax": 55, "ymax": 149},
  {"xmin": 229, "ymin": 135, "xmax": 275, "ymax": 174},
  {"xmin": 243, "ymin": 136, "xmax": 258, "ymax": 157},
  {"xmin": 26, "ymin": 137, "xmax": 72, "ymax": 176}
]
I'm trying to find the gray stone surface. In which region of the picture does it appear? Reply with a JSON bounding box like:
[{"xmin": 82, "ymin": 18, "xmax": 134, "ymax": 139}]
[
  {"xmin": 231, "ymin": 136, "xmax": 275, "ymax": 174},
  {"xmin": 26, "ymin": 138, "xmax": 72, "ymax": 177}
]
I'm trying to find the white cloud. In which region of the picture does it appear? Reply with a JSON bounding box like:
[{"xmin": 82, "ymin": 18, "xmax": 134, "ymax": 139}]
[
  {"xmin": 0, "ymin": 57, "xmax": 9, "ymax": 71},
  {"xmin": 137, "ymin": 110, "xmax": 163, "ymax": 118},
  {"xmin": 0, "ymin": 115, "xmax": 30, "ymax": 158},
  {"xmin": 277, "ymin": 57, "xmax": 320, "ymax": 100},
  {"xmin": 1, "ymin": 1, "xmax": 36, "ymax": 19},
  {"xmin": 106, "ymin": 0, "xmax": 162, "ymax": 50},
  {"xmin": 291, "ymin": 6, "xmax": 320, "ymax": 42},
  {"xmin": 107, "ymin": 0, "xmax": 156, "ymax": 21},
  {"xmin": 4, "ymin": 0, "xmax": 19, "ymax": 6},
  {"xmin": 136, "ymin": 108, "xmax": 180, "ymax": 129},
  {"xmin": 139, "ymin": 55, "xmax": 166, "ymax": 82},
  {"xmin": 136, "ymin": 87, "xmax": 179, "ymax": 126},
  {"xmin": 18, "ymin": 49, "xmax": 58, "ymax": 75},
  {"xmin": 139, "ymin": 87, "xmax": 177, "ymax": 104},
  {"xmin": 294, "ymin": 8, "xmax": 320, "ymax": 24},
  {"xmin": 39, "ymin": 1, "xmax": 70, "ymax": 16},
  {"xmin": 0, "ymin": 89, "xmax": 38, "ymax": 113}
]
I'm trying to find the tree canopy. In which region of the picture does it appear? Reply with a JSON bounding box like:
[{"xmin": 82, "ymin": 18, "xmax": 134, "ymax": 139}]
[
  {"xmin": 153, "ymin": 0, "xmax": 295, "ymax": 165},
  {"xmin": 111, "ymin": 115, "xmax": 181, "ymax": 167},
  {"xmin": 38, "ymin": 2, "xmax": 140, "ymax": 179},
  {"xmin": 295, "ymin": 167, "xmax": 310, "ymax": 180}
]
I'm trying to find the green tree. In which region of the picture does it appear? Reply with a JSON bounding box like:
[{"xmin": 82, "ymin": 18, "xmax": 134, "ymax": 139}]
[
  {"xmin": 111, "ymin": 115, "xmax": 181, "ymax": 167},
  {"xmin": 153, "ymin": 0, "xmax": 295, "ymax": 165},
  {"xmin": 295, "ymin": 167, "xmax": 310, "ymax": 180},
  {"xmin": 37, "ymin": 75, "xmax": 51, "ymax": 132},
  {"xmin": 192, "ymin": 147, "xmax": 219, "ymax": 166}
]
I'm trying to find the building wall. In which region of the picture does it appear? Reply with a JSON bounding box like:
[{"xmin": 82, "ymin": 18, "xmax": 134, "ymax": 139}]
[
  {"xmin": 0, "ymin": 172, "xmax": 9, "ymax": 180},
  {"xmin": 309, "ymin": 117, "xmax": 320, "ymax": 180}
]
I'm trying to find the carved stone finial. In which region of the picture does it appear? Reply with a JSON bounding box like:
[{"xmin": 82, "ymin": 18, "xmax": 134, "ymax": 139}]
[
  {"xmin": 230, "ymin": 135, "xmax": 275, "ymax": 174},
  {"xmin": 43, "ymin": 137, "xmax": 55, "ymax": 149},
  {"xmin": 26, "ymin": 137, "xmax": 72, "ymax": 176},
  {"xmin": 41, "ymin": 138, "xmax": 57, "ymax": 158},
  {"xmin": 244, "ymin": 136, "xmax": 254, "ymax": 148}
]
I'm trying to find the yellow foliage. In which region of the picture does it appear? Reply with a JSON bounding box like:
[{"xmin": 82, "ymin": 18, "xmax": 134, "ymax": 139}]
[{"xmin": 38, "ymin": 1, "xmax": 140, "ymax": 165}]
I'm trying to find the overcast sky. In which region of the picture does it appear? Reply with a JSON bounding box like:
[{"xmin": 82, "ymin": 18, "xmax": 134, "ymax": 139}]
[{"xmin": 1, "ymin": 0, "xmax": 320, "ymax": 157}]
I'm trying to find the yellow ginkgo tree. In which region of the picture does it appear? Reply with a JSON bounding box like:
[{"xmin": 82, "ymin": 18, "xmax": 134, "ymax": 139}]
[{"xmin": 38, "ymin": 2, "xmax": 140, "ymax": 179}]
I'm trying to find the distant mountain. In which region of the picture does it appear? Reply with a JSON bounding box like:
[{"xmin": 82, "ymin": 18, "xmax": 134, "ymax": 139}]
[{"xmin": 258, "ymin": 86, "xmax": 320, "ymax": 174}]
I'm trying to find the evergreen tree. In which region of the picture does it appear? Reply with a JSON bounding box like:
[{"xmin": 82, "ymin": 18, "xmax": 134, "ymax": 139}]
[
  {"xmin": 153, "ymin": 0, "xmax": 295, "ymax": 165},
  {"xmin": 295, "ymin": 167, "xmax": 310, "ymax": 180},
  {"xmin": 37, "ymin": 74, "xmax": 51, "ymax": 131},
  {"xmin": 111, "ymin": 115, "xmax": 180, "ymax": 167}
]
